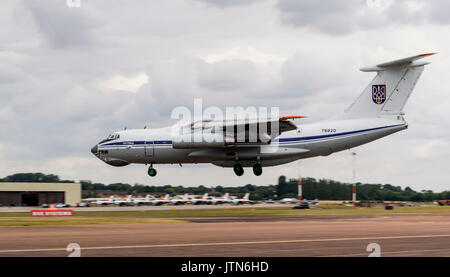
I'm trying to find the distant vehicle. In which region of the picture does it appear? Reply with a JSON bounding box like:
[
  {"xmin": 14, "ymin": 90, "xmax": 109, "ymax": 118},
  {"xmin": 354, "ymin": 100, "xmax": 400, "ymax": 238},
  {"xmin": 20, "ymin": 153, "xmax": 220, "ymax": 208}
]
[
  {"xmin": 191, "ymin": 193, "xmax": 211, "ymax": 205},
  {"xmin": 230, "ymin": 193, "xmax": 253, "ymax": 205},
  {"xmin": 279, "ymin": 198, "xmax": 298, "ymax": 204},
  {"xmin": 293, "ymin": 202, "xmax": 310, "ymax": 209},
  {"xmin": 77, "ymin": 202, "xmax": 90, "ymax": 207},
  {"xmin": 91, "ymin": 196, "xmax": 115, "ymax": 205},
  {"xmin": 263, "ymin": 199, "xmax": 275, "ymax": 204},
  {"xmin": 41, "ymin": 203, "xmax": 69, "ymax": 208}
]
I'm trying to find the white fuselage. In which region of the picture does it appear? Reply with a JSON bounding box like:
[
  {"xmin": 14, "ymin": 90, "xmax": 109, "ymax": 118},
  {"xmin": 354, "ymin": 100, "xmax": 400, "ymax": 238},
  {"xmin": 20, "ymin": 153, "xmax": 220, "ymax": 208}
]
[{"xmin": 93, "ymin": 117, "xmax": 407, "ymax": 168}]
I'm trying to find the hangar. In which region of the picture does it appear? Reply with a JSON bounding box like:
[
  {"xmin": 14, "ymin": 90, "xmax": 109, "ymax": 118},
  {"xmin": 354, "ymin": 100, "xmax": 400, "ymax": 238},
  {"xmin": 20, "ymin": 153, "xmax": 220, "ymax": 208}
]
[{"xmin": 0, "ymin": 183, "xmax": 81, "ymax": 206}]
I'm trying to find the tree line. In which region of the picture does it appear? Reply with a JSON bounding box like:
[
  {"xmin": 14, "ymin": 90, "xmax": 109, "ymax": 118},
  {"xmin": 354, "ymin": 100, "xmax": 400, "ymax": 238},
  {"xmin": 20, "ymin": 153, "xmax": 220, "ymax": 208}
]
[{"xmin": 1, "ymin": 173, "xmax": 449, "ymax": 201}]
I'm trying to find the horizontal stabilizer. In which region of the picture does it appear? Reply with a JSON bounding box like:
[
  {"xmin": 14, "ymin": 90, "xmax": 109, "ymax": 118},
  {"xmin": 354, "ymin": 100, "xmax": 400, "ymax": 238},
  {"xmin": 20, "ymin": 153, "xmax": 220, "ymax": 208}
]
[{"xmin": 360, "ymin": 53, "xmax": 435, "ymax": 72}]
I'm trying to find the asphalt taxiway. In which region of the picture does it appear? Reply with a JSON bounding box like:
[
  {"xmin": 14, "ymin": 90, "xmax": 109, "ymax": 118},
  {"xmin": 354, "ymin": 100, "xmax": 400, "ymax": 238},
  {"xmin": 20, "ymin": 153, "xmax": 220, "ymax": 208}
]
[{"xmin": 0, "ymin": 213, "xmax": 449, "ymax": 257}]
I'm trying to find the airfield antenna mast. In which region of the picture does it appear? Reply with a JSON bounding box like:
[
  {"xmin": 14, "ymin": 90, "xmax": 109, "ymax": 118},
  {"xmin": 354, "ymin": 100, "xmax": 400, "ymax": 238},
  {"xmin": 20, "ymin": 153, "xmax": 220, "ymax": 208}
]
[
  {"xmin": 298, "ymin": 160, "xmax": 302, "ymax": 204},
  {"xmin": 352, "ymin": 152, "xmax": 357, "ymax": 207}
]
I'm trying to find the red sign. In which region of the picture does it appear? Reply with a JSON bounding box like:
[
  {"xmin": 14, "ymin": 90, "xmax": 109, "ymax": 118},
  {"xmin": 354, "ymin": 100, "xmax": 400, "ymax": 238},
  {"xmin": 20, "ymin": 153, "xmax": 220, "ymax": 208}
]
[{"xmin": 30, "ymin": 210, "xmax": 74, "ymax": 216}]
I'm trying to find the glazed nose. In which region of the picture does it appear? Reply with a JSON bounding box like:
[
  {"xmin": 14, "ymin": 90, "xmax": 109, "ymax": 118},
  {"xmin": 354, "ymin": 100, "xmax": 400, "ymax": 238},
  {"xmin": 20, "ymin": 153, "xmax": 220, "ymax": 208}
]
[{"xmin": 91, "ymin": 144, "xmax": 98, "ymax": 154}]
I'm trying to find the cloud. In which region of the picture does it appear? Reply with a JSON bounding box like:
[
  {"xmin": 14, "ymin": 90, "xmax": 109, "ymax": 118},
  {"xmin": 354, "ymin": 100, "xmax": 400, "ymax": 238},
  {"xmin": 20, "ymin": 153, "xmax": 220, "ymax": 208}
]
[
  {"xmin": 24, "ymin": 0, "xmax": 99, "ymax": 48},
  {"xmin": 276, "ymin": 0, "xmax": 450, "ymax": 34},
  {"xmin": 202, "ymin": 47, "xmax": 287, "ymax": 65},
  {"xmin": 197, "ymin": 59, "xmax": 260, "ymax": 91},
  {"xmin": 194, "ymin": 0, "xmax": 261, "ymax": 8},
  {"xmin": 0, "ymin": 1, "xmax": 449, "ymax": 192},
  {"xmin": 98, "ymin": 72, "xmax": 149, "ymax": 93},
  {"xmin": 277, "ymin": 0, "xmax": 362, "ymax": 34}
]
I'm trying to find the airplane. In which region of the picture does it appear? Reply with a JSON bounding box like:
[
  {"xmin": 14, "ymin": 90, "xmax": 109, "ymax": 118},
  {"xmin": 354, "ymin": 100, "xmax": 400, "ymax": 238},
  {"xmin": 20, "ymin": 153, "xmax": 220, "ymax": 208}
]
[
  {"xmin": 279, "ymin": 197, "xmax": 299, "ymax": 204},
  {"xmin": 91, "ymin": 196, "xmax": 115, "ymax": 205},
  {"xmin": 132, "ymin": 195, "xmax": 155, "ymax": 206},
  {"xmin": 210, "ymin": 193, "xmax": 232, "ymax": 205},
  {"xmin": 169, "ymin": 193, "xmax": 190, "ymax": 205},
  {"xmin": 152, "ymin": 194, "xmax": 171, "ymax": 206},
  {"xmin": 230, "ymin": 193, "xmax": 253, "ymax": 205},
  {"xmin": 114, "ymin": 195, "xmax": 134, "ymax": 206},
  {"xmin": 190, "ymin": 193, "xmax": 211, "ymax": 205},
  {"xmin": 300, "ymin": 198, "xmax": 319, "ymax": 205},
  {"xmin": 90, "ymin": 53, "xmax": 435, "ymax": 176},
  {"xmin": 305, "ymin": 199, "xmax": 319, "ymax": 205}
]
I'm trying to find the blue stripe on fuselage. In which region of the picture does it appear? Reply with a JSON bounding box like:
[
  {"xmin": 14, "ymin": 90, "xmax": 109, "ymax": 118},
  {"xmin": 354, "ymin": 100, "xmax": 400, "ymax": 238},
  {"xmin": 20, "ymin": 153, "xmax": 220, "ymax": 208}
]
[
  {"xmin": 101, "ymin": 140, "xmax": 172, "ymax": 146},
  {"xmin": 276, "ymin": 124, "xmax": 405, "ymax": 143}
]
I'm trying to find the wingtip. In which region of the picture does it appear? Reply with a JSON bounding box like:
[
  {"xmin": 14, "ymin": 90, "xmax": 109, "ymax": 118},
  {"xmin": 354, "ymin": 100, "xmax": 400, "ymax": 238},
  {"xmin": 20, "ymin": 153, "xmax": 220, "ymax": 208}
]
[
  {"xmin": 280, "ymin": 116, "xmax": 307, "ymax": 120},
  {"xmin": 419, "ymin": 52, "xmax": 437, "ymax": 57}
]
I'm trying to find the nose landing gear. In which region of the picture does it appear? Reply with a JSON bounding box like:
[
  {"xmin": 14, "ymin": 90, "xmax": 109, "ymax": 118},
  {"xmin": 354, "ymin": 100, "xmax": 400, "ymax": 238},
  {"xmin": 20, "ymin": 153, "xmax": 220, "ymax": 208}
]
[{"xmin": 148, "ymin": 165, "xmax": 157, "ymax": 177}]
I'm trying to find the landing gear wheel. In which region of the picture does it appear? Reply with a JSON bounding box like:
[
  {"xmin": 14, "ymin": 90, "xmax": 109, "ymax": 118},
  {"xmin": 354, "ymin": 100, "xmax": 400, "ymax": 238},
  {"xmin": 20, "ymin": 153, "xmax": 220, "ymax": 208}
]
[
  {"xmin": 253, "ymin": 163, "xmax": 262, "ymax": 176},
  {"xmin": 233, "ymin": 163, "xmax": 244, "ymax": 176},
  {"xmin": 148, "ymin": 167, "xmax": 157, "ymax": 177}
]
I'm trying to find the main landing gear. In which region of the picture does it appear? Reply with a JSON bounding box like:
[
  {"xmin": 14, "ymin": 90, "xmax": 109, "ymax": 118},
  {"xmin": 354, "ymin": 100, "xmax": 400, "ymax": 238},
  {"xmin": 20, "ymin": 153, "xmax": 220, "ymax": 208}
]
[
  {"xmin": 148, "ymin": 165, "xmax": 157, "ymax": 177},
  {"xmin": 253, "ymin": 163, "xmax": 262, "ymax": 176},
  {"xmin": 233, "ymin": 162, "xmax": 263, "ymax": 176},
  {"xmin": 233, "ymin": 163, "xmax": 244, "ymax": 176}
]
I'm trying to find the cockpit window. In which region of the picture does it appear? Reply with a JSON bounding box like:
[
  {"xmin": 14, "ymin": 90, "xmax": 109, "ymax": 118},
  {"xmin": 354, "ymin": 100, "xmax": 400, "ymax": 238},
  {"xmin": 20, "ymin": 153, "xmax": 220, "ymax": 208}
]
[
  {"xmin": 107, "ymin": 134, "xmax": 119, "ymax": 139},
  {"xmin": 99, "ymin": 133, "xmax": 120, "ymax": 144}
]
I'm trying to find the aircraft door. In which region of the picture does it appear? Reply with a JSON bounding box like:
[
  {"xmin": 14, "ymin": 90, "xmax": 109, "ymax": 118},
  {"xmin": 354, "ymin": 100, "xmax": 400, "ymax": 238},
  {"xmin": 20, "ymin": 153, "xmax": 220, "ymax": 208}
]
[{"xmin": 145, "ymin": 141, "xmax": 154, "ymax": 157}]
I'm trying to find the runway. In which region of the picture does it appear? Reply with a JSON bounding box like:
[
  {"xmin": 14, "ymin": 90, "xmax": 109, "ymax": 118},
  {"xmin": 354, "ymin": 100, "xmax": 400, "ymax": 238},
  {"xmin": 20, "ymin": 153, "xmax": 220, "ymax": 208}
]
[{"xmin": 0, "ymin": 213, "xmax": 449, "ymax": 257}]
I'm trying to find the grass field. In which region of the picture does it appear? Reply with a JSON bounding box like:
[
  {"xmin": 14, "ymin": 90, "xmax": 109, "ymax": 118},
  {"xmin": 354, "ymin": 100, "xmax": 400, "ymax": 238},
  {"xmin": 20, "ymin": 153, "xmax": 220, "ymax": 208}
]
[{"xmin": 0, "ymin": 205, "xmax": 449, "ymax": 226}]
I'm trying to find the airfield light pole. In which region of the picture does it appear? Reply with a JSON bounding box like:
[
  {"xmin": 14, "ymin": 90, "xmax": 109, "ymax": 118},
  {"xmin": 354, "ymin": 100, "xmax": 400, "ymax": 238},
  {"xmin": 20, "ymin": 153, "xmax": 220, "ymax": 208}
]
[
  {"xmin": 352, "ymin": 152, "xmax": 357, "ymax": 207},
  {"xmin": 298, "ymin": 160, "xmax": 302, "ymax": 204}
]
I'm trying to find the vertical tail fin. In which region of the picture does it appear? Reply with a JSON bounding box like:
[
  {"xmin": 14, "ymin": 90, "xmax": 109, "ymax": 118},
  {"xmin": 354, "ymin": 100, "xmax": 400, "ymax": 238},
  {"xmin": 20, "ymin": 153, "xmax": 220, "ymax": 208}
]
[
  {"xmin": 243, "ymin": 193, "xmax": 249, "ymax": 200},
  {"xmin": 343, "ymin": 53, "xmax": 435, "ymax": 119}
]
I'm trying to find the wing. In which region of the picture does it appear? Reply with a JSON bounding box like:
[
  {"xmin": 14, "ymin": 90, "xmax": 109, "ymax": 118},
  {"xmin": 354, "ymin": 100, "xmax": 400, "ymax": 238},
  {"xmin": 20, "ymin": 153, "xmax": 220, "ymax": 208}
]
[
  {"xmin": 221, "ymin": 115, "xmax": 305, "ymax": 143},
  {"xmin": 172, "ymin": 116, "xmax": 305, "ymax": 149}
]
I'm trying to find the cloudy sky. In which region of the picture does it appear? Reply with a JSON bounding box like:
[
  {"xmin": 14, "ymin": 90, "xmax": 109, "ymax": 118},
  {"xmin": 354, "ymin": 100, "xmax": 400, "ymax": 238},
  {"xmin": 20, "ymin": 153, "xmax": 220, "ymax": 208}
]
[{"xmin": 1, "ymin": 0, "xmax": 449, "ymax": 191}]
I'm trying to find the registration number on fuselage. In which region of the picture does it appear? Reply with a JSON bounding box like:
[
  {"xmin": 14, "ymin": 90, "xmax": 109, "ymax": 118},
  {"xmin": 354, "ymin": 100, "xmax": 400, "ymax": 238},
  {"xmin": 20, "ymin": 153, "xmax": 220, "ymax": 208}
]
[{"xmin": 321, "ymin": 128, "xmax": 337, "ymax": 133}]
